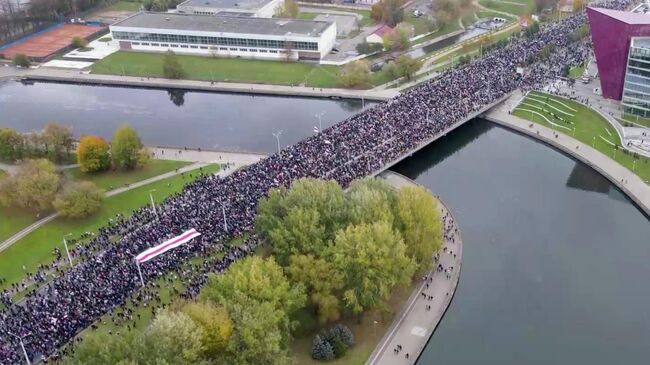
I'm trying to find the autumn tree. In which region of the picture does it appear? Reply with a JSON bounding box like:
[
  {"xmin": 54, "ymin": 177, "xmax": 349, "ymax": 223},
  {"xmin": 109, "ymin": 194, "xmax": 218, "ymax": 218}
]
[
  {"xmin": 43, "ymin": 122, "xmax": 74, "ymax": 163},
  {"xmin": 77, "ymin": 135, "xmax": 111, "ymax": 173},
  {"xmin": 12, "ymin": 53, "xmax": 30, "ymax": 67},
  {"xmin": 383, "ymin": 25, "xmax": 410, "ymax": 51},
  {"xmin": 339, "ymin": 60, "xmax": 371, "ymax": 88},
  {"xmin": 0, "ymin": 159, "xmax": 60, "ymax": 212},
  {"xmin": 275, "ymin": 0, "xmax": 299, "ymax": 18},
  {"xmin": 395, "ymin": 186, "xmax": 442, "ymax": 273},
  {"xmin": 72, "ymin": 36, "xmax": 88, "ymax": 49},
  {"xmin": 144, "ymin": 310, "xmax": 207, "ymax": 364},
  {"xmin": 370, "ymin": 0, "xmax": 404, "ymax": 27},
  {"xmin": 181, "ymin": 301, "xmax": 233, "ymax": 359},
  {"xmin": 287, "ymin": 254, "xmax": 344, "ymax": 324},
  {"xmin": 53, "ymin": 181, "xmax": 104, "ymax": 219},
  {"xmin": 0, "ymin": 128, "xmax": 24, "ymax": 162},
  {"xmin": 392, "ymin": 55, "xmax": 423, "ymax": 80},
  {"xmin": 330, "ymin": 221, "xmax": 414, "ymax": 314},
  {"xmin": 111, "ymin": 124, "xmax": 143, "ymax": 170}
]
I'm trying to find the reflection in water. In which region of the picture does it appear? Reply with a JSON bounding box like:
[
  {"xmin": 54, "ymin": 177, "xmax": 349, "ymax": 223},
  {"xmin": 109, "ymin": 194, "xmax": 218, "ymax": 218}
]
[
  {"xmin": 167, "ymin": 89, "xmax": 186, "ymax": 107},
  {"xmin": 395, "ymin": 120, "xmax": 650, "ymax": 365}
]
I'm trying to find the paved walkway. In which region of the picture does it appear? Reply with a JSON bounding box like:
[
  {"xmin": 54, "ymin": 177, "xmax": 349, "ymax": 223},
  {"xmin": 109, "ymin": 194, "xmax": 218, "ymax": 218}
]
[
  {"xmin": 484, "ymin": 94, "xmax": 650, "ymax": 217},
  {"xmin": 150, "ymin": 146, "xmax": 267, "ymax": 166},
  {"xmin": 367, "ymin": 171, "xmax": 463, "ymax": 365},
  {"xmin": 0, "ymin": 162, "xmax": 213, "ymax": 254},
  {"xmin": 22, "ymin": 67, "xmax": 398, "ymax": 101}
]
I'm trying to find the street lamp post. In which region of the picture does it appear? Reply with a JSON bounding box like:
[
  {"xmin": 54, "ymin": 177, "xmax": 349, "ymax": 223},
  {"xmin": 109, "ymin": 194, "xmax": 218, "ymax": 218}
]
[
  {"xmin": 221, "ymin": 204, "xmax": 228, "ymax": 232},
  {"xmin": 315, "ymin": 112, "xmax": 324, "ymax": 133},
  {"xmin": 592, "ymin": 136, "xmax": 596, "ymax": 147},
  {"xmin": 272, "ymin": 130, "xmax": 283, "ymax": 154},
  {"xmin": 63, "ymin": 233, "xmax": 73, "ymax": 267},
  {"xmin": 633, "ymin": 159, "xmax": 637, "ymax": 171},
  {"xmin": 148, "ymin": 189, "xmax": 157, "ymax": 218},
  {"xmin": 7, "ymin": 332, "xmax": 31, "ymax": 365}
]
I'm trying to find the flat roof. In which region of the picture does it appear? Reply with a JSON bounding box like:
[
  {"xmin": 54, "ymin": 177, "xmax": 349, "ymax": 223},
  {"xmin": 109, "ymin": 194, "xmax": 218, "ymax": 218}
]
[
  {"xmin": 177, "ymin": 0, "xmax": 274, "ymax": 11},
  {"xmin": 112, "ymin": 12, "xmax": 333, "ymax": 37},
  {"xmin": 588, "ymin": 7, "xmax": 650, "ymax": 25}
]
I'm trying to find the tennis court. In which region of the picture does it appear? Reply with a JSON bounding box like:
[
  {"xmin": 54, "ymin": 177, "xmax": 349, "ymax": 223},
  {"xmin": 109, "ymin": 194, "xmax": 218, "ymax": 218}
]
[{"xmin": 1, "ymin": 24, "xmax": 105, "ymax": 61}]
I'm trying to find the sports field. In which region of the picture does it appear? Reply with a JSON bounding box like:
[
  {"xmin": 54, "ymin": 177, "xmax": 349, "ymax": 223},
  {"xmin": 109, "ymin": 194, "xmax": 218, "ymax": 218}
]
[
  {"xmin": 513, "ymin": 91, "xmax": 650, "ymax": 182},
  {"xmin": 1, "ymin": 24, "xmax": 104, "ymax": 60}
]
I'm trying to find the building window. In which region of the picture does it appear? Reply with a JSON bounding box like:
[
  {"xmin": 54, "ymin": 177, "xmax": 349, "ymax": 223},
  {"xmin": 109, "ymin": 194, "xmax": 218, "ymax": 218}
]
[
  {"xmin": 190, "ymin": 45, "xmax": 198, "ymax": 48},
  {"xmin": 170, "ymin": 44, "xmax": 179, "ymax": 48},
  {"xmin": 141, "ymin": 42, "xmax": 149, "ymax": 46},
  {"xmin": 180, "ymin": 45, "xmax": 189, "ymax": 48},
  {"xmin": 200, "ymin": 46, "xmax": 208, "ymax": 49},
  {"xmin": 160, "ymin": 43, "xmax": 168, "ymax": 47},
  {"xmin": 151, "ymin": 43, "xmax": 159, "ymax": 46},
  {"xmin": 132, "ymin": 42, "xmax": 140, "ymax": 45}
]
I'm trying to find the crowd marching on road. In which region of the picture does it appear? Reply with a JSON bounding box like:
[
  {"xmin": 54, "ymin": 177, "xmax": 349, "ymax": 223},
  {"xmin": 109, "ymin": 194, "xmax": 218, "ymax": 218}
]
[{"xmin": 0, "ymin": 1, "xmax": 635, "ymax": 363}]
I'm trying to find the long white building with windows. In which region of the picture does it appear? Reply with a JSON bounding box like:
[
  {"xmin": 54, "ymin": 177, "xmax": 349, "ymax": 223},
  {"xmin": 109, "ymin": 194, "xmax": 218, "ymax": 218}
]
[
  {"xmin": 109, "ymin": 12, "xmax": 336, "ymax": 60},
  {"xmin": 176, "ymin": 0, "xmax": 283, "ymax": 18}
]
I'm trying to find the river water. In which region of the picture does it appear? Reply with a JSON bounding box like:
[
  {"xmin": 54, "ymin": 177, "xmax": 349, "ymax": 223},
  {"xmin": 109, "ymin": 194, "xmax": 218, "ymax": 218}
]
[
  {"xmin": 0, "ymin": 81, "xmax": 366, "ymax": 153},
  {"xmin": 1, "ymin": 82, "xmax": 648, "ymax": 364}
]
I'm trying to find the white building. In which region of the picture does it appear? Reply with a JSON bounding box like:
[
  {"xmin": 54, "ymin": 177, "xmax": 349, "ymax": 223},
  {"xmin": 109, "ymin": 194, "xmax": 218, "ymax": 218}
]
[
  {"xmin": 110, "ymin": 12, "xmax": 336, "ymax": 60},
  {"xmin": 176, "ymin": 0, "xmax": 283, "ymax": 18}
]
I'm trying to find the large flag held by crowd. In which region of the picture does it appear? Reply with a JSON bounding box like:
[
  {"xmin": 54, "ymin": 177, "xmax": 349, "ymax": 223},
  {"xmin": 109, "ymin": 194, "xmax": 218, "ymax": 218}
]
[{"xmin": 135, "ymin": 228, "xmax": 201, "ymax": 264}]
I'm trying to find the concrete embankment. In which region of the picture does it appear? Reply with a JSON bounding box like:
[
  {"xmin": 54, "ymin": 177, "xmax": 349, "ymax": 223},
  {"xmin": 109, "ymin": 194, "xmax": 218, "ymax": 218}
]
[
  {"xmin": 366, "ymin": 171, "xmax": 463, "ymax": 365},
  {"xmin": 484, "ymin": 99, "xmax": 650, "ymax": 217},
  {"xmin": 22, "ymin": 68, "xmax": 398, "ymax": 101}
]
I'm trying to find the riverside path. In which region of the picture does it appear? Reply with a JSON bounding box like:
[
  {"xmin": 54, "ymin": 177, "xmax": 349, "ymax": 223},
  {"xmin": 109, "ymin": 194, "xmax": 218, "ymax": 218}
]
[{"xmin": 366, "ymin": 171, "xmax": 463, "ymax": 365}]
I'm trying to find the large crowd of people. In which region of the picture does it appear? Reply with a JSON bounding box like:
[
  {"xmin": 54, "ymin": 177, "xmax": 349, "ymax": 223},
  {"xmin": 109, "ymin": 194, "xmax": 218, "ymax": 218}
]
[{"xmin": 0, "ymin": 1, "xmax": 635, "ymax": 363}]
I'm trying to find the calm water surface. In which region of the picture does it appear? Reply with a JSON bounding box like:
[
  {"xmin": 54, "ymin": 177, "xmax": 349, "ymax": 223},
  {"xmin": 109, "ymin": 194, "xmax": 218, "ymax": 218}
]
[
  {"xmin": 0, "ymin": 81, "xmax": 366, "ymax": 153},
  {"xmin": 1, "ymin": 82, "xmax": 649, "ymax": 364},
  {"xmin": 394, "ymin": 121, "xmax": 650, "ymax": 365}
]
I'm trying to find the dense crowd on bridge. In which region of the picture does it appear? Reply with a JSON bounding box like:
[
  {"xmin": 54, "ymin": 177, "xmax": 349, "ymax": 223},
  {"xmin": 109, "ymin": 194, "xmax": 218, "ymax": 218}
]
[{"xmin": 0, "ymin": 1, "xmax": 634, "ymax": 363}]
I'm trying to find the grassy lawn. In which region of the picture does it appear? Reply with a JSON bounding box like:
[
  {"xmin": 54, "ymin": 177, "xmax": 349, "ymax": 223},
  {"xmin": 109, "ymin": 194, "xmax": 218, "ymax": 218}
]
[
  {"xmin": 479, "ymin": 0, "xmax": 532, "ymax": 15},
  {"xmin": 477, "ymin": 9, "xmax": 517, "ymax": 20},
  {"xmin": 103, "ymin": 0, "xmax": 142, "ymax": 12},
  {"xmin": 290, "ymin": 282, "xmax": 417, "ymax": 365},
  {"xmin": 513, "ymin": 92, "xmax": 650, "ymax": 182},
  {"xmin": 621, "ymin": 112, "xmax": 650, "ymax": 128},
  {"xmin": 461, "ymin": 10, "xmax": 478, "ymax": 27},
  {"xmin": 0, "ymin": 207, "xmax": 39, "ymax": 244},
  {"xmin": 93, "ymin": 51, "xmax": 346, "ymax": 87},
  {"xmin": 0, "ymin": 164, "xmax": 220, "ymax": 291},
  {"xmin": 411, "ymin": 21, "xmax": 463, "ymax": 46},
  {"xmin": 297, "ymin": 12, "xmax": 319, "ymax": 20},
  {"xmin": 65, "ymin": 159, "xmax": 190, "ymax": 190},
  {"xmin": 404, "ymin": 14, "xmax": 434, "ymax": 36},
  {"xmin": 92, "ymin": 51, "xmax": 396, "ymax": 88},
  {"xmin": 569, "ymin": 64, "xmax": 586, "ymax": 78}
]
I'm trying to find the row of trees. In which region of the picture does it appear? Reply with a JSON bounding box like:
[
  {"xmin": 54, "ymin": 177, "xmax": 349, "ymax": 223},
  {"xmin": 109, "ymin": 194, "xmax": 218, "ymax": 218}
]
[
  {"xmin": 0, "ymin": 123, "xmax": 74, "ymax": 164},
  {"xmin": 78, "ymin": 125, "xmax": 149, "ymax": 172},
  {"xmin": 0, "ymin": 159, "xmax": 104, "ymax": 217},
  {"xmin": 370, "ymin": 0, "xmax": 405, "ymax": 27},
  {"xmin": 432, "ymin": 0, "xmax": 473, "ymax": 28},
  {"xmin": 339, "ymin": 55, "xmax": 422, "ymax": 87}
]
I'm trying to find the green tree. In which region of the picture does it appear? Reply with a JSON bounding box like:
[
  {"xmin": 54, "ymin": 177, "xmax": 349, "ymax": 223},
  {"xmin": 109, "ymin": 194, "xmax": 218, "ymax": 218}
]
[
  {"xmin": 53, "ymin": 181, "xmax": 104, "ymax": 219},
  {"xmin": 395, "ymin": 186, "xmax": 442, "ymax": 273},
  {"xmin": 0, "ymin": 128, "xmax": 24, "ymax": 162},
  {"xmin": 330, "ymin": 221, "xmax": 414, "ymax": 314},
  {"xmin": 346, "ymin": 178, "xmax": 395, "ymax": 226},
  {"xmin": 72, "ymin": 36, "xmax": 88, "ymax": 49},
  {"xmin": 43, "ymin": 122, "xmax": 74, "ymax": 163},
  {"xmin": 275, "ymin": 0, "xmax": 299, "ymax": 17},
  {"xmin": 163, "ymin": 50, "xmax": 185, "ymax": 79},
  {"xmin": 12, "ymin": 53, "xmax": 30, "ymax": 67},
  {"xmin": 111, "ymin": 124, "xmax": 143, "ymax": 170},
  {"xmin": 356, "ymin": 41, "xmax": 384, "ymax": 54},
  {"xmin": 339, "ymin": 60, "xmax": 371, "ymax": 88},
  {"xmin": 144, "ymin": 310, "xmax": 206, "ymax": 364},
  {"xmin": 181, "ymin": 301, "xmax": 233, "ymax": 359},
  {"xmin": 287, "ymin": 254, "xmax": 344, "ymax": 324},
  {"xmin": 62, "ymin": 330, "xmax": 144, "ymax": 365},
  {"xmin": 392, "ymin": 55, "xmax": 423, "ymax": 80},
  {"xmin": 0, "ymin": 159, "xmax": 60, "ymax": 212},
  {"xmin": 383, "ymin": 26, "xmax": 410, "ymax": 51},
  {"xmin": 370, "ymin": 0, "xmax": 404, "ymax": 26},
  {"xmin": 256, "ymin": 178, "xmax": 348, "ymax": 265},
  {"xmin": 77, "ymin": 135, "xmax": 111, "ymax": 173}
]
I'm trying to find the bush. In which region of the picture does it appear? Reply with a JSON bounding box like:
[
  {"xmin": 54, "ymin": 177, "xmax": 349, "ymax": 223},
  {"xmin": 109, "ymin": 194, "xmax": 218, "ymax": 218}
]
[
  {"xmin": 162, "ymin": 50, "xmax": 185, "ymax": 79},
  {"xmin": 311, "ymin": 334, "xmax": 335, "ymax": 361},
  {"xmin": 98, "ymin": 37, "xmax": 112, "ymax": 42},
  {"xmin": 331, "ymin": 324, "xmax": 354, "ymax": 347},
  {"xmin": 54, "ymin": 181, "xmax": 104, "ymax": 218},
  {"xmin": 330, "ymin": 336, "xmax": 347, "ymax": 358},
  {"xmin": 77, "ymin": 135, "xmax": 111, "ymax": 173},
  {"xmin": 356, "ymin": 41, "xmax": 384, "ymax": 55},
  {"xmin": 12, "ymin": 53, "xmax": 30, "ymax": 67},
  {"xmin": 72, "ymin": 36, "xmax": 88, "ymax": 49}
]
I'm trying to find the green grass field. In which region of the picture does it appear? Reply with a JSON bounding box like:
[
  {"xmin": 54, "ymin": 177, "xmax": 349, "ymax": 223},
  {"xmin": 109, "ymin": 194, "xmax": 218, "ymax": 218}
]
[
  {"xmin": 64, "ymin": 159, "xmax": 190, "ymax": 190},
  {"xmin": 92, "ymin": 51, "xmax": 394, "ymax": 88},
  {"xmin": 513, "ymin": 92, "xmax": 650, "ymax": 182},
  {"xmin": 0, "ymin": 164, "xmax": 220, "ymax": 291},
  {"xmin": 297, "ymin": 12, "xmax": 319, "ymax": 20},
  {"xmin": 621, "ymin": 112, "xmax": 650, "ymax": 128},
  {"xmin": 477, "ymin": 10, "xmax": 517, "ymax": 20},
  {"xmin": 404, "ymin": 14, "xmax": 434, "ymax": 36},
  {"xmin": 479, "ymin": 0, "xmax": 533, "ymax": 15},
  {"xmin": 100, "ymin": 0, "xmax": 142, "ymax": 13},
  {"xmin": 569, "ymin": 64, "xmax": 586, "ymax": 78}
]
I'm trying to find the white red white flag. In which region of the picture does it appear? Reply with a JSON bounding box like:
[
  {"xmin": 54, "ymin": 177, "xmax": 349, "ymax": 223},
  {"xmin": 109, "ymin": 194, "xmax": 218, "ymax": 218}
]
[{"xmin": 135, "ymin": 228, "xmax": 201, "ymax": 264}]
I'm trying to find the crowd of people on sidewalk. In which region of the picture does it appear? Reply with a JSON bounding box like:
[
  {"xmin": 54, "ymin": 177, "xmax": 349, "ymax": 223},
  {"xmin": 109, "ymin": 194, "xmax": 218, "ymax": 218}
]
[{"xmin": 0, "ymin": 1, "xmax": 634, "ymax": 363}]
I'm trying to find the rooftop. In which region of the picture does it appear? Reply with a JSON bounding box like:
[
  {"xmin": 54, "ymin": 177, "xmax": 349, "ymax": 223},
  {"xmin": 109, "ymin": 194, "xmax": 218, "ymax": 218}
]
[
  {"xmin": 177, "ymin": 0, "xmax": 274, "ymax": 11},
  {"xmin": 588, "ymin": 7, "xmax": 650, "ymax": 25},
  {"xmin": 112, "ymin": 12, "xmax": 333, "ymax": 37}
]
